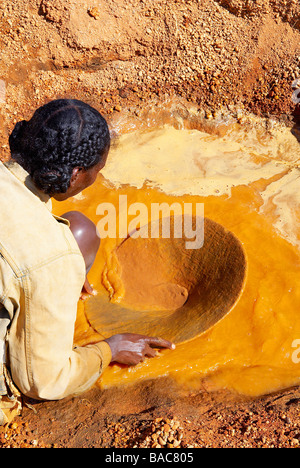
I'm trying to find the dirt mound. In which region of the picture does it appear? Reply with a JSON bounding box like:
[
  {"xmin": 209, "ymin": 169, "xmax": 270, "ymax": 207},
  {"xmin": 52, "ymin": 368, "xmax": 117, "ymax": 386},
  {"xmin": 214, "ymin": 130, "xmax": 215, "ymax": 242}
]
[
  {"xmin": 0, "ymin": 0, "xmax": 299, "ymax": 156},
  {"xmin": 217, "ymin": 0, "xmax": 300, "ymax": 24}
]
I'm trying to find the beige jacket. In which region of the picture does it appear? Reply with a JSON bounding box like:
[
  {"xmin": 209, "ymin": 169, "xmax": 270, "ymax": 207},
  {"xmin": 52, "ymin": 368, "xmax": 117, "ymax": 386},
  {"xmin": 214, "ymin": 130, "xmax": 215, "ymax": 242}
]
[{"xmin": 0, "ymin": 160, "xmax": 112, "ymax": 401}]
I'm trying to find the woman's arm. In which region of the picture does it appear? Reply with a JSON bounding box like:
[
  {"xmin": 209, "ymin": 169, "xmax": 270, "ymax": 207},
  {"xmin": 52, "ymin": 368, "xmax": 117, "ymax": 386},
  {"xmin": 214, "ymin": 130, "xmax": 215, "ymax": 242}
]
[{"xmin": 8, "ymin": 251, "xmax": 111, "ymax": 400}]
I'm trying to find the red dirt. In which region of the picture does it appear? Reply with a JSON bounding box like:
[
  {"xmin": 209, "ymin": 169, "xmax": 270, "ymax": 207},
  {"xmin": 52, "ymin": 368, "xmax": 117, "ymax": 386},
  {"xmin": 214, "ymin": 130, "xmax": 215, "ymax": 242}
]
[{"xmin": 3, "ymin": 379, "xmax": 300, "ymax": 448}]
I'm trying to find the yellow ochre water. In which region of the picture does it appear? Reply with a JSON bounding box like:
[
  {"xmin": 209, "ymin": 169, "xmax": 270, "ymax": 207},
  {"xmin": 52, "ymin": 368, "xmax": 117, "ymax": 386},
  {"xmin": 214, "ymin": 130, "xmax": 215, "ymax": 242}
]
[{"xmin": 53, "ymin": 107, "xmax": 300, "ymax": 397}]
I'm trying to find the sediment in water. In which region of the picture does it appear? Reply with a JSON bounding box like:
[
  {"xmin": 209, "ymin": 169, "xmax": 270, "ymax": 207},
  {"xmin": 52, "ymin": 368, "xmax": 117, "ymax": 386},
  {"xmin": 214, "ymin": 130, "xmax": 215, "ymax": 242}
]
[{"xmin": 53, "ymin": 105, "xmax": 300, "ymax": 397}]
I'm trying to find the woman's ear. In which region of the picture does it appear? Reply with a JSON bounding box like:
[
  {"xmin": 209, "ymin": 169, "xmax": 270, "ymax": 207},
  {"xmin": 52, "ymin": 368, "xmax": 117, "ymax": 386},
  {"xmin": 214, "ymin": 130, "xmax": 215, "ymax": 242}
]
[{"xmin": 69, "ymin": 167, "xmax": 84, "ymax": 188}]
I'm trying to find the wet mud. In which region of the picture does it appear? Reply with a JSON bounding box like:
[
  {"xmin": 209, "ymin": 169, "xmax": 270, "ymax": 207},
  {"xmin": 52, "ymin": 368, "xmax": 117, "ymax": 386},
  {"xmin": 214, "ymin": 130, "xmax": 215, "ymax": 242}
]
[{"xmin": 51, "ymin": 108, "xmax": 300, "ymax": 400}]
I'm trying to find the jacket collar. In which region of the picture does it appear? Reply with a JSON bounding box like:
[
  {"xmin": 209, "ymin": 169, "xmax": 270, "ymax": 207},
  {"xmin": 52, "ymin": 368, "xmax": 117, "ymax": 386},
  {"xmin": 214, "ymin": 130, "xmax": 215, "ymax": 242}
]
[{"xmin": 4, "ymin": 159, "xmax": 53, "ymax": 212}]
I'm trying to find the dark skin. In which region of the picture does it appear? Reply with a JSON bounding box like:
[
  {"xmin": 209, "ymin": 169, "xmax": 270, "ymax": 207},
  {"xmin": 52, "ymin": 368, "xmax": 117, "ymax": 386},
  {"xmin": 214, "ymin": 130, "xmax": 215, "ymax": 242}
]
[
  {"xmin": 61, "ymin": 210, "xmax": 100, "ymax": 297},
  {"xmin": 56, "ymin": 160, "xmax": 175, "ymax": 365},
  {"xmin": 53, "ymin": 157, "xmax": 108, "ymax": 202}
]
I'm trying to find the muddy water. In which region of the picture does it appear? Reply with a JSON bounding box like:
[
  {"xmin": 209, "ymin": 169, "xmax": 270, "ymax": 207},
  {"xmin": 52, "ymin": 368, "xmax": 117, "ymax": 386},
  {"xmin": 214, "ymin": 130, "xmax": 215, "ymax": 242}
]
[{"xmin": 53, "ymin": 108, "xmax": 300, "ymax": 397}]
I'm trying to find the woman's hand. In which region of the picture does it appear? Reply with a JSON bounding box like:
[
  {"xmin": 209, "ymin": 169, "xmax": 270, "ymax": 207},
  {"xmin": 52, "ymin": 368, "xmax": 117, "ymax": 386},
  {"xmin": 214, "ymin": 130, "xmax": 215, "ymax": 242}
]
[
  {"xmin": 105, "ymin": 333, "xmax": 175, "ymax": 366},
  {"xmin": 80, "ymin": 277, "xmax": 96, "ymax": 300}
]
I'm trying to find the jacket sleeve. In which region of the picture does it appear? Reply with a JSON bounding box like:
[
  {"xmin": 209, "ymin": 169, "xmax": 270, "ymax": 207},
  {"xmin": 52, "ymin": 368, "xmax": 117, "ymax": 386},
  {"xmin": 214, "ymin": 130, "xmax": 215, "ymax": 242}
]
[{"xmin": 7, "ymin": 251, "xmax": 112, "ymax": 400}]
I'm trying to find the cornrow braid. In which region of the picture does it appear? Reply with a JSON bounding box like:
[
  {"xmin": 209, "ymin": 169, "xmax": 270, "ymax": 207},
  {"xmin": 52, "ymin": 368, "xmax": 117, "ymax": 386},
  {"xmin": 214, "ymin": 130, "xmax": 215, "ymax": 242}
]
[{"xmin": 9, "ymin": 99, "xmax": 110, "ymax": 195}]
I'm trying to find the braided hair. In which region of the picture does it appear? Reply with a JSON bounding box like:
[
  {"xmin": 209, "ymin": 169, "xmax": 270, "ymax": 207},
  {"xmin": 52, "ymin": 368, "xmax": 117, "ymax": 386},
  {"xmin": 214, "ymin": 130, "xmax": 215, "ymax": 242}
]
[{"xmin": 9, "ymin": 99, "xmax": 110, "ymax": 195}]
